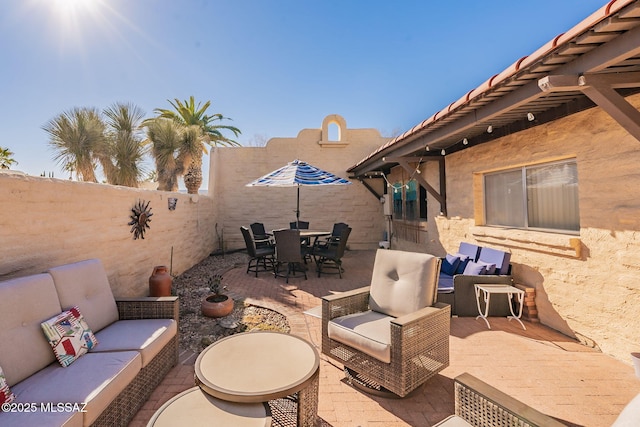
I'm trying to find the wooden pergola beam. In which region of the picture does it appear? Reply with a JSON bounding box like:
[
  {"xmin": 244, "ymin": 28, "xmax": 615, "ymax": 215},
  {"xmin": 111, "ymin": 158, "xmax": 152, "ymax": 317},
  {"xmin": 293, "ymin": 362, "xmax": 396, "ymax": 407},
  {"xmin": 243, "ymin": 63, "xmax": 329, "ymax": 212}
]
[{"xmin": 538, "ymin": 71, "xmax": 640, "ymax": 142}]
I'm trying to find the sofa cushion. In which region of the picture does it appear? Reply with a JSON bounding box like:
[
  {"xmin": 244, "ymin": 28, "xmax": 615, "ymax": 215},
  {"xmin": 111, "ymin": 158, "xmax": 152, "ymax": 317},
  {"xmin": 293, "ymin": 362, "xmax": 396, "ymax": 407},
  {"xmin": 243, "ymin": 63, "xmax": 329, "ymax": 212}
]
[
  {"xmin": 48, "ymin": 259, "xmax": 119, "ymax": 333},
  {"xmin": 41, "ymin": 306, "xmax": 98, "ymax": 368},
  {"xmin": 0, "ymin": 274, "xmax": 62, "ymax": 386},
  {"xmin": 10, "ymin": 351, "xmax": 141, "ymax": 426},
  {"xmin": 328, "ymin": 310, "xmax": 393, "ymax": 363},
  {"xmin": 438, "ymin": 272, "xmax": 454, "ymax": 293},
  {"xmin": 369, "ymin": 249, "xmax": 439, "ymax": 318},
  {"xmin": 0, "ymin": 408, "xmax": 83, "ymax": 427},
  {"xmin": 457, "ymin": 242, "xmax": 481, "ymax": 261},
  {"xmin": 0, "ymin": 365, "xmax": 15, "ymax": 405},
  {"xmin": 612, "ymin": 392, "xmax": 640, "ymax": 427},
  {"xmin": 477, "ymin": 247, "xmax": 511, "ymax": 275},
  {"xmin": 441, "ymin": 254, "xmax": 460, "ymax": 276},
  {"xmin": 92, "ymin": 319, "xmax": 176, "ymax": 367},
  {"xmin": 463, "ymin": 261, "xmax": 486, "ymax": 275}
]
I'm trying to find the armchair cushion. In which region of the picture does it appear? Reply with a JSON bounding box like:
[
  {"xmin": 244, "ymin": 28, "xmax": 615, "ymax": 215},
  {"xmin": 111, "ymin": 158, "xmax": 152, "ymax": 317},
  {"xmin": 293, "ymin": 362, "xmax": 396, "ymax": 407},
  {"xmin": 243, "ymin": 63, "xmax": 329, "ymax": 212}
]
[
  {"xmin": 328, "ymin": 310, "xmax": 393, "ymax": 363},
  {"xmin": 369, "ymin": 250, "xmax": 439, "ymax": 318}
]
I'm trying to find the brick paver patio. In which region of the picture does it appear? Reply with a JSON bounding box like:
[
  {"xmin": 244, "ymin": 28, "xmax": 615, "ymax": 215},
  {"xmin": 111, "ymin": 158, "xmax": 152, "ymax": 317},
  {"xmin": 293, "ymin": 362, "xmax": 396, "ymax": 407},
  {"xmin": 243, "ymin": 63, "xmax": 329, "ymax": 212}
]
[{"xmin": 130, "ymin": 249, "xmax": 640, "ymax": 426}]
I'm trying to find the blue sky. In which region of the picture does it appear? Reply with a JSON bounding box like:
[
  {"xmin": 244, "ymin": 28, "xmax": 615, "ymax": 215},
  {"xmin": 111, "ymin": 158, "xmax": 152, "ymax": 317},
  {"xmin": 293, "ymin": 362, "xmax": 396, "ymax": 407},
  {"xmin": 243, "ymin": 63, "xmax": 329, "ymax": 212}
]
[{"xmin": 0, "ymin": 0, "xmax": 608, "ymax": 183}]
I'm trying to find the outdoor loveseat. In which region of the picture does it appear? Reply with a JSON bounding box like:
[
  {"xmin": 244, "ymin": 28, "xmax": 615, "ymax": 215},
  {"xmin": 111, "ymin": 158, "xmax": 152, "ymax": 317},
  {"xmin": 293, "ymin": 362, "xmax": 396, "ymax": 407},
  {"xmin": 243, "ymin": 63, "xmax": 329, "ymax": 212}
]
[
  {"xmin": 0, "ymin": 259, "xmax": 178, "ymax": 427},
  {"xmin": 437, "ymin": 242, "xmax": 513, "ymax": 316}
]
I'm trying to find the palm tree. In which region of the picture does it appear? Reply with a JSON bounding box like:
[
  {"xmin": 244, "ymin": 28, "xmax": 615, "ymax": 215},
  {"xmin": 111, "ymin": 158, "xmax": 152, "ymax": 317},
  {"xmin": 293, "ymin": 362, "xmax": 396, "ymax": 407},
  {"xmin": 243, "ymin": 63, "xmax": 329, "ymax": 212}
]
[
  {"xmin": 0, "ymin": 147, "xmax": 17, "ymax": 169},
  {"xmin": 144, "ymin": 118, "xmax": 183, "ymax": 191},
  {"xmin": 102, "ymin": 103, "xmax": 147, "ymax": 187},
  {"xmin": 148, "ymin": 96, "xmax": 241, "ymax": 193},
  {"xmin": 43, "ymin": 107, "xmax": 105, "ymax": 182}
]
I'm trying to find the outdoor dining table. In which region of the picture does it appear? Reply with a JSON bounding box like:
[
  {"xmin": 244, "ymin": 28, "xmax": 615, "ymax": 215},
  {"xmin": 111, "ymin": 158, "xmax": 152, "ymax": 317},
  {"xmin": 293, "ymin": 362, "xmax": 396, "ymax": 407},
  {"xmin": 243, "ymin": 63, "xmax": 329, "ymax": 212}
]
[{"xmin": 298, "ymin": 230, "xmax": 331, "ymax": 245}]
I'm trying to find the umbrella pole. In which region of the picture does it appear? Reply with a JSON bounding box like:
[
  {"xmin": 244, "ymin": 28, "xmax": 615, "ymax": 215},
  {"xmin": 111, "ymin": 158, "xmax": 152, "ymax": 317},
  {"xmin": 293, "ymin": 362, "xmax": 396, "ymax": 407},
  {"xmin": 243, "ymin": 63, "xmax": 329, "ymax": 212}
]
[{"xmin": 296, "ymin": 186, "xmax": 300, "ymax": 228}]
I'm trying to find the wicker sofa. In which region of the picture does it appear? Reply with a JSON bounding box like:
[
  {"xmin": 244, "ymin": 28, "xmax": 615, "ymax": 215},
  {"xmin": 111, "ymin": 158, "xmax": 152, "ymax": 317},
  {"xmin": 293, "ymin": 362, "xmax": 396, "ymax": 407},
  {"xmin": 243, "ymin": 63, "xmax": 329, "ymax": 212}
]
[
  {"xmin": 435, "ymin": 373, "xmax": 566, "ymax": 426},
  {"xmin": 0, "ymin": 259, "xmax": 178, "ymax": 427},
  {"xmin": 437, "ymin": 243, "xmax": 514, "ymax": 317}
]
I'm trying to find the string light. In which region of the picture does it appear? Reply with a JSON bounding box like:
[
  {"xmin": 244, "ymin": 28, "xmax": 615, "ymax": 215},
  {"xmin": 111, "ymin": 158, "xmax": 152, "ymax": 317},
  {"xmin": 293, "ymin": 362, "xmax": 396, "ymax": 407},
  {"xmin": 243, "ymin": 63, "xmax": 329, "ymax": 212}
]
[
  {"xmin": 381, "ymin": 157, "xmax": 424, "ymax": 193},
  {"xmin": 462, "ymin": 138, "xmax": 469, "ymax": 145}
]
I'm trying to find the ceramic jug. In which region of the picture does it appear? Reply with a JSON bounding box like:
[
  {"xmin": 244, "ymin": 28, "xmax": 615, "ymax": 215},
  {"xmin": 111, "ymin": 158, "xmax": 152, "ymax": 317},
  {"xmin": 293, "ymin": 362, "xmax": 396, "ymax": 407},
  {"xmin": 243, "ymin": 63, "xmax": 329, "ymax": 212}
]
[{"xmin": 149, "ymin": 265, "xmax": 172, "ymax": 297}]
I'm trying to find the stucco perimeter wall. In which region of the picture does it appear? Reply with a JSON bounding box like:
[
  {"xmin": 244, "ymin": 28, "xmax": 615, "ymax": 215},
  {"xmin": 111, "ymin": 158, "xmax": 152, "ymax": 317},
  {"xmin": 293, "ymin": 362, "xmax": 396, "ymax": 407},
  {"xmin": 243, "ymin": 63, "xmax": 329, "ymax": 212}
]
[
  {"xmin": 209, "ymin": 115, "xmax": 388, "ymax": 251},
  {"xmin": 0, "ymin": 171, "xmax": 217, "ymax": 297},
  {"xmin": 402, "ymin": 94, "xmax": 640, "ymax": 363}
]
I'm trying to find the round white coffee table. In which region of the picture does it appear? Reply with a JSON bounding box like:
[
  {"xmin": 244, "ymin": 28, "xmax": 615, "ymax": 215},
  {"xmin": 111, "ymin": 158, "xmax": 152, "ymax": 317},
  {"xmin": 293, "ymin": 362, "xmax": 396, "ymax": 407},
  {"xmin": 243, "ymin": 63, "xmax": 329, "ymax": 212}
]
[
  {"xmin": 195, "ymin": 331, "xmax": 319, "ymax": 427},
  {"xmin": 147, "ymin": 386, "xmax": 271, "ymax": 427}
]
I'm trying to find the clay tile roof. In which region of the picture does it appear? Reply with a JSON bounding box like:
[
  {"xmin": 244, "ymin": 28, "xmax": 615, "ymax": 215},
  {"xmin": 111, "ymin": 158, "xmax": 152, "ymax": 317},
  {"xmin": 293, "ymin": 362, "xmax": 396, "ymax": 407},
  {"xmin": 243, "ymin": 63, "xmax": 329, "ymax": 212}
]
[{"xmin": 348, "ymin": 0, "xmax": 640, "ymax": 174}]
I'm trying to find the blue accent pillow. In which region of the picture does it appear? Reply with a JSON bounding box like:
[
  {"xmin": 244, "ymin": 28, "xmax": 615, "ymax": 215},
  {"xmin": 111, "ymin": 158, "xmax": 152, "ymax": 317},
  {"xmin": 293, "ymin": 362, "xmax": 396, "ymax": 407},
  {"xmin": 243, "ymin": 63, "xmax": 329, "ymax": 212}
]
[
  {"xmin": 463, "ymin": 261, "xmax": 487, "ymax": 275},
  {"xmin": 441, "ymin": 254, "xmax": 460, "ymax": 276},
  {"xmin": 454, "ymin": 253, "xmax": 471, "ymax": 274}
]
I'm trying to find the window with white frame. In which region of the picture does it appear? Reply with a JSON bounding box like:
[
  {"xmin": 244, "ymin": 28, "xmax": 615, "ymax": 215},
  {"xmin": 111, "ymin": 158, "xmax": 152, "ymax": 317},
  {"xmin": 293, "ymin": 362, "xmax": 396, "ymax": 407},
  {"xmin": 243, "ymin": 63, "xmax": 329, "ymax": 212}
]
[{"xmin": 484, "ymin": 159, "xmax": 579, "ymax": 233}]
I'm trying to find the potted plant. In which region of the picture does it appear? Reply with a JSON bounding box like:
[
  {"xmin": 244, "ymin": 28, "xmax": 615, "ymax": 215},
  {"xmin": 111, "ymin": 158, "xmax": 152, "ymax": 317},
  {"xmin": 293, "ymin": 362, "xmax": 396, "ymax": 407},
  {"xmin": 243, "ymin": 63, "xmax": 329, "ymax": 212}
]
[{"xmin": 201, "ymin": 274, "xmax": 234, "ymax": 318}]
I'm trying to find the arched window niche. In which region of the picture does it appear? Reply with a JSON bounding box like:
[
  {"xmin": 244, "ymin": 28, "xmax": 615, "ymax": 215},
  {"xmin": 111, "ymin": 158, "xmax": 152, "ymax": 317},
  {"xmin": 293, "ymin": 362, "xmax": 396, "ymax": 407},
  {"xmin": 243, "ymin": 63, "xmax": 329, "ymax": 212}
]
[{"xmin": 319, "ymin": 114, "xmax": 349, "ymax": 147}]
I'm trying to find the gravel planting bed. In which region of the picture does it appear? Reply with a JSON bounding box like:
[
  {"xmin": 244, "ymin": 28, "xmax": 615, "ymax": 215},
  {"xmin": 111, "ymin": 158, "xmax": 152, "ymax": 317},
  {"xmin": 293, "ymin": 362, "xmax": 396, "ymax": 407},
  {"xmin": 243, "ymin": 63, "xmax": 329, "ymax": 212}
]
[{"xmin": 174, "ymin": 251, "xmax": 290, "ymax": 354}]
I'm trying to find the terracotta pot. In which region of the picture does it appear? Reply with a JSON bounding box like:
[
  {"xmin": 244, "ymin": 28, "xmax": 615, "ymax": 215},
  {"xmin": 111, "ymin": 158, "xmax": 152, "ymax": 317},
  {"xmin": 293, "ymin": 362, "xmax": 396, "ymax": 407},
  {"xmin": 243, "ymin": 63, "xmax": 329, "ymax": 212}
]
[
  {"xmin": 149, "ymin": 266, "xmax": 172, "ymax": 297},
  {"xmin": 201, "ymin": 294, "xmax": 234, "ymax": 318}
]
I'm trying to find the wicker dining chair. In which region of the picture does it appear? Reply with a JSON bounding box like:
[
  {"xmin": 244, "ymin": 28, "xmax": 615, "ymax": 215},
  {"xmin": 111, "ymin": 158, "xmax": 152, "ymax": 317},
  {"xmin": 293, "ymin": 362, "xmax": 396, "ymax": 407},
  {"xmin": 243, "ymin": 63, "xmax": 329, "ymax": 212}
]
[
  {"xmin": 315, "ymin": 222, "xmax": 349, "ymax": 250},
  {"xmin": 313, "ymin": 226, "xmax": 351, "ymax": 278},
  {"xmin": 240, "ymin": 226, "xmax": 275, "ymax": 277},
  {"xmin": 273, "ymin": 229, "xmax": 307, "ymax": 283},
  {"xmin": 249, "ymin": 222, "xmax": 273, "ymax": 249},
  {"xmin": 321, "ymin": 249, "xmax": 450, "ymax": 397}
]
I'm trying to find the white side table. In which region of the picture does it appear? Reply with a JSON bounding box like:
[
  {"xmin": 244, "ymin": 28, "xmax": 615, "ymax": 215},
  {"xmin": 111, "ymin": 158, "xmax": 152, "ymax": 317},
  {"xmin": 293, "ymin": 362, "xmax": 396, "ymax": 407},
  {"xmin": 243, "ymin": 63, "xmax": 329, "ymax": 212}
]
[{"xmin": 474, "ymin": 284, "xmax": 526, "ymax": 330}]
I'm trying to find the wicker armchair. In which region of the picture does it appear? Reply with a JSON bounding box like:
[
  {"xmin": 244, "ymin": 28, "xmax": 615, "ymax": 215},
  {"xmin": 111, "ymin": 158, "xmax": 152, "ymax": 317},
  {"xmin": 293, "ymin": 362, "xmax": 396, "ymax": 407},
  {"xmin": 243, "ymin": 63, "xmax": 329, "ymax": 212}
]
[
  {"xmin": 434, "ymin": 373, "xmax": 566, "ymax": 426},
  {"xmin": 321, "ymin": 249, "xmax": 450, "ymax": 397}
]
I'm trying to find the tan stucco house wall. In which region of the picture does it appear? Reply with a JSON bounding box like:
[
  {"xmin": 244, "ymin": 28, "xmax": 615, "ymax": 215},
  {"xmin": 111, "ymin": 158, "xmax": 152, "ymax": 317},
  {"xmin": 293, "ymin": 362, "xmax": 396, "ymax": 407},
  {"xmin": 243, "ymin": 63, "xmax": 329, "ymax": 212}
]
[
  {"xmin": 208, "ymin": 115, "xmax": 389, "ymax": 251},
  {"xmin": 386, "ymin": 94, "xmax": 640, "ymax": 363}
]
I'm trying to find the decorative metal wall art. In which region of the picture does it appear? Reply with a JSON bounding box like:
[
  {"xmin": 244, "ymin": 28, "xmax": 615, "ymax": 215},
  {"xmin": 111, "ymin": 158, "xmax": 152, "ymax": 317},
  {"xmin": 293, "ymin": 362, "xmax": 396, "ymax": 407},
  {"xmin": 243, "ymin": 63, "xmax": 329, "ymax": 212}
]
[
  {"xmin": 128, "ymin": 199, "xmax": 153, "ymax": 240},
  {"xmin": 168, "ymin": 197, "xmax": 178, "ymax": 211}
]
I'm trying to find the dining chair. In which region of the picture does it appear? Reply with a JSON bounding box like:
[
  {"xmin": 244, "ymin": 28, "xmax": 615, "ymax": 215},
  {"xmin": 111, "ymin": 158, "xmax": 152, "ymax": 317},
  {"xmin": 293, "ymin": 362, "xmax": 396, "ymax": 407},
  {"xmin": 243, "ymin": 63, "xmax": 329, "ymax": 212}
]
[
  {"xmin": 315, "ymin": 222, "xmax": 349, "ymax": 250},
  {"xmin": 273, "ymin": 229, "xmax": 307, "ymax": 283},
  {"xmin": 249, "ymin": 222, "xmax": 273, "ymax": 248},
  {"xmin": 289, "ymin": 220, "xmax": 311, "ymax": 259},
  {"xmin": 240, "ymin": 226, "xmax": 275, "ymax": 277},
  {"xmin": 313, "ymin": 227, "xmax": 351, "ymax": 278}
]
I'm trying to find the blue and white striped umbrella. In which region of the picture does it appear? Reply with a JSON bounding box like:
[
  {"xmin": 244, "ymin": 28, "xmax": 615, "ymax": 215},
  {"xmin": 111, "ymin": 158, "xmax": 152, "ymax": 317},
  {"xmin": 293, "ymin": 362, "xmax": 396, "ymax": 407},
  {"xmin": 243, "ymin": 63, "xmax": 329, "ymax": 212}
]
[{"xmin": 246, "ymin": 159, "xmax": 351, "ymax": 224}]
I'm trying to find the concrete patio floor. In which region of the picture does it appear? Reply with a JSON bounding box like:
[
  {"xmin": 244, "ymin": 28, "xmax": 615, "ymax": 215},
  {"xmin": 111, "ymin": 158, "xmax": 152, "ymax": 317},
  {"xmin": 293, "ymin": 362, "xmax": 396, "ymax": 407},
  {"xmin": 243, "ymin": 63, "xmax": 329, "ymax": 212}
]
[{"xmin": 129, "ymin": 249, "xmax": 640, "ymax": 427}]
